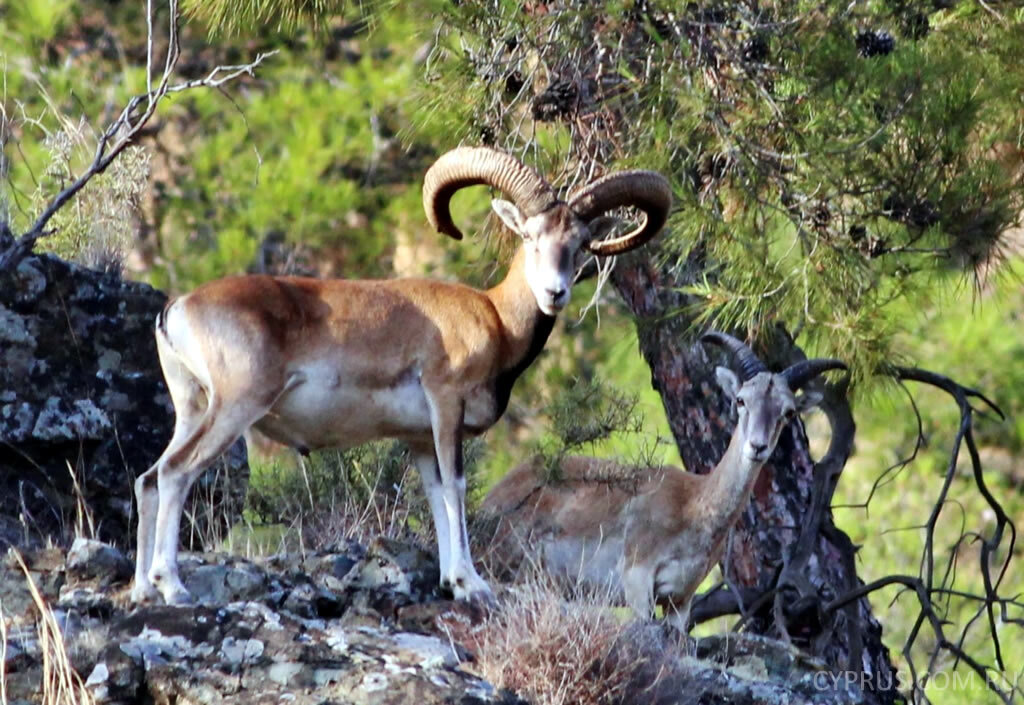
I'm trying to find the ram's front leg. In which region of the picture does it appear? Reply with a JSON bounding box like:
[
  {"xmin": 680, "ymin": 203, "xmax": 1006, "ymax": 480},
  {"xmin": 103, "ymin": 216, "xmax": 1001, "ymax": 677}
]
[
  {"xmin": 425, "ymin": 393, "xmax": 494, "ymax": 606},
  {"xmin": 409, "ymin": 443, "xmax": 452, "ymax": 582}
]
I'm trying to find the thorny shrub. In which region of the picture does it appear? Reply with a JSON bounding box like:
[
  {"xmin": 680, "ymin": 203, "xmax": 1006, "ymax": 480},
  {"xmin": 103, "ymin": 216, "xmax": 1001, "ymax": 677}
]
[{"xmin": 441, "ymin": 570, "xmax": 672, "ymax": 705}]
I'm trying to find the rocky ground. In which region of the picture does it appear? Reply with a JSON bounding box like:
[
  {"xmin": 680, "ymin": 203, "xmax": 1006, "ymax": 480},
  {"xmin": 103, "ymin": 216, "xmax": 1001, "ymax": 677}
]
[{"xmin": 1, "ymin": 536, "xmax": 866, "ymax": 705}]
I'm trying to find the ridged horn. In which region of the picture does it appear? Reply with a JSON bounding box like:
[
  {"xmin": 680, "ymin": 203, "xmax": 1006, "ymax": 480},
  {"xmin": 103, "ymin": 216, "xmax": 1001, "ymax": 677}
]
[
  {"xmin": 568, "ymin": 171, "xmax": 672, "ymax": 256},
  {"xmin": 700, "ymin": 331, "xmax": 768, "ymax": 382},
  {"xmin": 422, "ymin": 147, "xmax": 557, "ymax": 240},
  {"xmin": 781, "ymin": 359, "xmax": 847, "ymax": 390}
]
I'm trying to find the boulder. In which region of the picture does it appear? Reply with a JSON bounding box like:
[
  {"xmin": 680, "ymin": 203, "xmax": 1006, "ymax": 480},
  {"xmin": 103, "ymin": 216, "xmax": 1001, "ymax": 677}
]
[{"xmin": 0, "ymin": 253, "xmax": 247, "ymax": 551}]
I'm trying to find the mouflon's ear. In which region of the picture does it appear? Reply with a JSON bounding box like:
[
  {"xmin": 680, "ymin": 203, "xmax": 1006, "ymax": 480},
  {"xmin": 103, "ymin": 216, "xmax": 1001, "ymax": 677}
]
[
  {"xmin": 715, "ymin": 366, "xmax": 741, "ymax": 402},
  {"xmin": 491, "ymin": 199, "xmax": 528, "ymax": 237},
  {"xmin": 795, "ymin": 389, "xmax": 824, "ymax": 413}
]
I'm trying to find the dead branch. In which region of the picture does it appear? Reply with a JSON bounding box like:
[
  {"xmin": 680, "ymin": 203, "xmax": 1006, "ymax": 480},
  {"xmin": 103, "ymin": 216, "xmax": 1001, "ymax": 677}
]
[
  {"xmin": 806, "ymin": 366, "xmax": 1018, "ymax": 705},
  {"xmin": 0, "ymin": 0, "xmax": 276, "ymax": 271},
  {"xmin": 687, "ymin": 364, "xmax": 1021, "ymax": 704}
]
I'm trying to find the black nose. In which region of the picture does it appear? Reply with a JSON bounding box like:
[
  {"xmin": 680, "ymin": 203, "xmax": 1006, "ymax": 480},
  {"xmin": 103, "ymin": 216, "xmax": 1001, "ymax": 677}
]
[
  {"xmin": 750, "ymin": 443, "xmax": 768, "ymax": 456},
  {"xmin": 546, "ymin": 287, "xmax": 566, "ymax": 300}
]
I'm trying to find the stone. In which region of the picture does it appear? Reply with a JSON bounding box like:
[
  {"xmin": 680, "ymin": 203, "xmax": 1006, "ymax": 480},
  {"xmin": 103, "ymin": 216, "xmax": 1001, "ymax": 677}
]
[
  {"xmin": 0, "ymin": 535, "xmax": 873, "ymax": 705},
  {"xmin": 0, "ymin": 253, "xmax": 248, "ymax": 551},
  {"xmin": 66, "ymin": 538, "xmax": 133, "ymax": 584}
]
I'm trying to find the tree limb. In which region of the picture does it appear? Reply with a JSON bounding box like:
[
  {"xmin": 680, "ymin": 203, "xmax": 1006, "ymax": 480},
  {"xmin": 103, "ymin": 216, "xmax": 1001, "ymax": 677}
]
[{"xmin": 0, "ymin": 0, "xmax": 276, "ymax": 271}]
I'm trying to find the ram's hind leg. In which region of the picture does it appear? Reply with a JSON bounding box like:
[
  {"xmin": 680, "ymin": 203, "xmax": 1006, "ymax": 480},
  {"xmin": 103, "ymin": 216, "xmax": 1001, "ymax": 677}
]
[
  {"xmin": 147, "ymin": 393, "xmax": 274, "ymax": 605},
  {"xmin": 133, "ymin": 334, "xmax": 207, "ymax": 603}
]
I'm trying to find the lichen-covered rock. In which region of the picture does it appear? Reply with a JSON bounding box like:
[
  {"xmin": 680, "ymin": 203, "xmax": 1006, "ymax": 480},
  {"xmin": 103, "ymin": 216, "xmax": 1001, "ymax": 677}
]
[
  {"xmin": 66, "ymin": 538, "xmax": 133, "ymax": 585},
  {"xmin": 1, "ymin": 539, "xmax": 526, "ymax": 705},
  {"xmin": 0, "ymin": 253, "xmax": 247, "ymax": 550},
  {"xmin": 0, "ymin": 537, "xmax": 877, "ymax": 705},
  {"xmin": 608, "ymin": 625, "xmax": 864, "ymax": 705}
]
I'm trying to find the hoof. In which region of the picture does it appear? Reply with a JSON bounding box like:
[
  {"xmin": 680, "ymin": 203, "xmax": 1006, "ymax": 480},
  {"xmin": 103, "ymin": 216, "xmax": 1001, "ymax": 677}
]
[
  {"xmin": 464, "ymin": 587, "xmax": 497, "ymax": 612},
  {"xmin": 659, "ymin": 620, "xmax": 695, "ymax": 652},
  {"xmin": 450, "ymin": 575, "xmax": 496, "ymax": 611},
  {"xmin": 130, "ymin": 582, "xmax": 160, "ymax": 604},
  {"xmin": 149, "ymin": 567, "xmax": 194, "ymax": 606},
  {"xmin": 161, "ymin": 584, "xmax": 195, "ymax": 606}
]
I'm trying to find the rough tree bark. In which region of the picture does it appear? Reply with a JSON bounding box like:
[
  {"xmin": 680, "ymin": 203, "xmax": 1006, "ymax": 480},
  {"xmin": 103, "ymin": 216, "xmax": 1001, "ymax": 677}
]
[{"xmin": 610, "ymin": 247, "xmax": 901, "ymax": 704}]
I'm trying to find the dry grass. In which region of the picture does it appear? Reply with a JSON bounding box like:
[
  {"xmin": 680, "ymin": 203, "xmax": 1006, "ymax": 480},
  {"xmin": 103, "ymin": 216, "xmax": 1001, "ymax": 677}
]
[
  {"xmin": 4, "ymin": 552, "xmax": 93, "ymax": 705},
  {"xmin": 20, "ymin": 96, "xmax": 150, "ymax": 272},
  {"xmin": 442, "ymin": 569, "xmax": 670, "ymax": 705},
  {"xmin": 0, "ymin": 603, "xmax": 8, "ymax": 705},
  {"xmin": 239, "ymin": 440, "xmax": 446, "ymax": 556},
  {"xmin": 66, "ymin": 461, "xmax": 96, "ymax": 542}
]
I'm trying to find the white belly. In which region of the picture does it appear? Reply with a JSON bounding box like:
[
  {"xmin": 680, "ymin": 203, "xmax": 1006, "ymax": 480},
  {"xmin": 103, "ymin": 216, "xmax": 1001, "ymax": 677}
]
[
  {"xmin": 255, "ymin": 365, "xmax": 432, "ymax": 449},
  {"xmin": 542, "ymin": 534, "xmax": 625, "ymax": 598}
]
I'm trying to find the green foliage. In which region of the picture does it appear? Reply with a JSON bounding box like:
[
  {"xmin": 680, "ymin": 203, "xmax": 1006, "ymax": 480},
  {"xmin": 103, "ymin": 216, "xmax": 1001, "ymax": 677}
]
[
  {"xmin": 0, "ymin": 0, "xmax": 75, "ymax": 48},
  {"xmin": 245, "ymin": 437, "xmax": 490, "ymax": 549},
  {"xmin": 830, "ymin": 260, "xmax": 1024, "ymax": 705},
  {"xmin": 182, "ymin": 0, "xmax": 360, "ymax": 36},
  {"xmin": 146, "ymin": 7, "xmax": 440, "ymax": 287},
  {"xmin": 30, "ymin": 122, "xmax": 150, "ymax": 269},
  {"xmin": 432, "ymin": 0, "xmax": 1024, "ymax": 383},
  {"xmin": 2, "ymin": 2, "xmax": 447, "ymax": 288},
  {"xmin": 246, "ymin": 441, "xmax": 424, "ymax": 546}
]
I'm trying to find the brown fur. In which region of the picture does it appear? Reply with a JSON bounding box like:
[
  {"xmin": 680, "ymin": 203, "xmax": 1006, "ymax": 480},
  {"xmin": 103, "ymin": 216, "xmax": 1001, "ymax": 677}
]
[{"xmin": 481, "ymin": 370, "xmax": 824, "ymax": 632}]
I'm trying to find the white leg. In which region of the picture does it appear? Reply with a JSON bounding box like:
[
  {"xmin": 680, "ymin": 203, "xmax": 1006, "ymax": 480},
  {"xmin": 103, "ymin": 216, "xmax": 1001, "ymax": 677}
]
[
  {"xmin": 148, "ymin": 397, "xmax": 266, "ymax": 604},
  {"xmin": 440, "ymin": 472, "xmax": 490, "ymax": 600},
  {"xmin": 149, "ymin": 465, "xmax": 205, "ymax": 604},
  {"xmin": 423, "ymin": 393, "xmax": 493, "ymax": 605},
  {"xmin": 622, "ymin": 562, "xmax": 655, "ymax": 620},
  {"xmin": 410, "ymin": 447, "xmax": 451, "ymax": 580},
  {"xmin": 131, "ymin": 468, "xmax": 161, "ymax": 603},
  {"xmin": 133, "ymin": 336, "xmax": 206, "ymax": 603}
]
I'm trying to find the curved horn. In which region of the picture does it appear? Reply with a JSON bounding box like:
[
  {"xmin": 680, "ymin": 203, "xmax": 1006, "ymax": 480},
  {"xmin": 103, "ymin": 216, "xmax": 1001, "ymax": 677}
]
[
  {"xmin": 568, "ymin": 171, "xmax": 672, "ymax": 256},
  {"xmin": 781, "ymin": 359, "xmax": 847, "ymax": 390},
  {"xmin": 422, "ymin": 147, "xmax": 557, "ymax": 240},
  {"xmin": 700, "ymin": 331, "xmax": 768, "ymax": 382}
]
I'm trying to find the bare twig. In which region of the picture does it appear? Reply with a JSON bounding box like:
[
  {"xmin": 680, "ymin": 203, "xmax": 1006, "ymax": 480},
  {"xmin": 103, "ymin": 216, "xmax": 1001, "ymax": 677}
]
[
  {"xmin": 0, "ymin": 0, "xmax": 276, "ymax": 271},
  {"xmin": 817, "ymin": 366, "xmax": 1019, "ymax": 705}
]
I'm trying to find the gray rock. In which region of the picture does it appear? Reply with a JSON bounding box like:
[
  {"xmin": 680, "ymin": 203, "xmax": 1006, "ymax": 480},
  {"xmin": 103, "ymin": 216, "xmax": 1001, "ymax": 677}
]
[
  {"xmin": 0, "ymin": 253, "xmax": 248, "ymax": 551},
  {"xmin": 183, "ymin": 559, "xmax": 269, "ymax": 606},
  {"xmin": 0, "ymin": 537, "xmax": 878, "ymax": 705},
  {"xmin": 65, "ymin": 538, "xmax": 133, "ymax": 584},
  {"xmin": 606, "ymin": 624, "xmax": 865, "ymax": 705}
]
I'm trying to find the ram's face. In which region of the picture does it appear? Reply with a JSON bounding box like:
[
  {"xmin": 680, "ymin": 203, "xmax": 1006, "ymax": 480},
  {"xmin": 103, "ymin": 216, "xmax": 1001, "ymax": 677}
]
[{"xmin": 492, "ymin": 201, "xmax": 586, "ymax": 316}]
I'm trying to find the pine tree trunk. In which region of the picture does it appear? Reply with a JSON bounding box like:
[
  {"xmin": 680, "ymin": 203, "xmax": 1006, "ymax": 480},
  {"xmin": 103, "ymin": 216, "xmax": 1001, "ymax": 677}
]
[{"xmin": 610, "ymin": 248, "xmax": 901, "ymax": 705}]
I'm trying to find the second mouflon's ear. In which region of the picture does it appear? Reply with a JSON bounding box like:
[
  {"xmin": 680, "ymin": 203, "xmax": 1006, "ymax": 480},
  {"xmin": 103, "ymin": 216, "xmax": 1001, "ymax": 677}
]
[
  {"xmin": 491, "ymin": 199, "xmax": 528, "ymax": 238},
  {"xmin": 795, "ymin": 388, "xmax": 824, "ymax": 413},
  {"xmin": 715, "ymin": 366, "xmax": 741, "ymax": 402}
]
